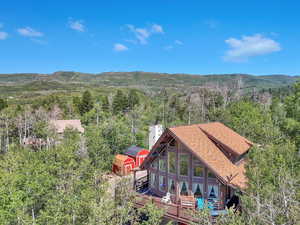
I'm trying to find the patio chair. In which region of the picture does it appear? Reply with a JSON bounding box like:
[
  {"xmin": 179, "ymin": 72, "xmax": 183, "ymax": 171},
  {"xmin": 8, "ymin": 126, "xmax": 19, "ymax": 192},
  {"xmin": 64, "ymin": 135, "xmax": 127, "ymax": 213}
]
[
  {"xmin": 161, "ymin": 192, "xmax": 171, "ymax": 204},
  {"xmin": 179, "ymin": 195, "xmax": 196, "ymax": 209}
]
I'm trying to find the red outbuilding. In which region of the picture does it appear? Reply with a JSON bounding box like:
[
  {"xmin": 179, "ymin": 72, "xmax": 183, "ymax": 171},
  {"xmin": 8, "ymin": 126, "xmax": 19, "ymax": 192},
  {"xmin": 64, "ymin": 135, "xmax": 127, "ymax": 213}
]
[
  {"xmin": 124, "ymin": 145, "xmax": 150, "ymax": 168},
  {"xmin": 112, "ymin": 154, "xmax": 135, "ymax": 176}
]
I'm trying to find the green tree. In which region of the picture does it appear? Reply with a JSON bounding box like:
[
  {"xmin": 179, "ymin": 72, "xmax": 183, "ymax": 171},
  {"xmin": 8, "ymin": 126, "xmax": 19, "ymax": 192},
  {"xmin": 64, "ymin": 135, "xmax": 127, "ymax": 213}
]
[
  {"xmin": 101, "ymin": 95, "xmax": 110, "ymax": 113},
  {"xmin": 241, "ymin": 142, "xmax": 300, "ymax": 225},
  {"xmin": 283, "ymin": 81, "xmax": 300, "ymax": 147},
  {"xmin": 79, "ymin": 90, "xmax": 94, "ymax": 115},
  {"xmin": 219, "ymin": 101, "xmax": 283, "ymax": 144},
  {"xmin": 112, "ymin": 90, "xmax": 128, "ymax": 114},
  {"xmin": 128, "ymin": 89, "xmax": 140, "ymax": 110},
  {"xmin": 138, "ymin": 203, "xmax": 171, "ymax": 225},
  {"xmin": 0, "ymin": 98, "xmax": 8, "ymax": 111}
]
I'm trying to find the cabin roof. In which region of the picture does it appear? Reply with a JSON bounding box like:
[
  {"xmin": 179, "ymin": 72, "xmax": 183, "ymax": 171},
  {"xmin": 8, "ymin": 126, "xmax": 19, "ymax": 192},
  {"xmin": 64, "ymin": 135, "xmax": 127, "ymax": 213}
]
[
  {"xmin": 141, "ymin": 122, "xmax": 252, "ymax": 190},
  {"xmin": 199, "ymin": 122, "xmax": 253, "ymax": 155},
  {"xmin": 125, "ymin": 145, "xmax": 144, "ymax": 157},
  {"xmin": 50, "ymin": 120, "xmax": 85, "ymax": 134},
  {"xmin": 113, "ymin": 154, "xmax": 134, "ymax": 167}
]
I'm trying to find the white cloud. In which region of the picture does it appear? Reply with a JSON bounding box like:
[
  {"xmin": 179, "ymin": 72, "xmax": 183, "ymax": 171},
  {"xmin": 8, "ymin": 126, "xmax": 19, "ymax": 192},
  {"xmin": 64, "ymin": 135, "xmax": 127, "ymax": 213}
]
[
  {"xmin": 151, "ymin": 24, "xmax": 164, "ymax": 33},
  {"xmin": 0, "ymin": 31, "xmax": 8, "ymax": 40},
  {"xmin": 114, "ymin": 43, "xmax": 128, "ymax": 52},
  {"xmin": 17, "ymin": 27, "xmax": 43, "ymax": 37},
  {"xmin": 69, "ymin": 19, "xmax": 85, "ymax": 32},
  {"xmin": 126, "ymin": 23, "xmax": 164, "ymax": 44},
  {"xmin": 224, "ymin": 34, "xmax": 281, "ymax": 62},
  {"xmin": 175, "ymin": 40, "xmax": 183, "ymax": 45}
]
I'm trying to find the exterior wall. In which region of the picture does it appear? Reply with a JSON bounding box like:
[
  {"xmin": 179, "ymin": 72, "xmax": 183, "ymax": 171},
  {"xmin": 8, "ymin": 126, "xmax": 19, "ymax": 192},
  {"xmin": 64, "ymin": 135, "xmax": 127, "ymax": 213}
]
[
  {"xmin": 149, "ymin": 125, "xmax": 164, "ymax": 150},
  {"xmin": 113, "ymin": 158, "xmax": 135, "ymax": 176},
  {"xmin": 147, "ymin": 138, "xmax": 226, "ymax": 205},
  {"xmin": 136, "ymin": 149, "xmax": 150, "ymax": 167}
]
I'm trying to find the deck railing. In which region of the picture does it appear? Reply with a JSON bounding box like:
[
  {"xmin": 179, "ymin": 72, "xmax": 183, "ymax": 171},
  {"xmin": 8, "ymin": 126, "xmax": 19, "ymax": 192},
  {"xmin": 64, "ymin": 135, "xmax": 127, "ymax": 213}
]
[{"xmin": 134, "ymin": 193, "xmax": 194, "ymax": 223}]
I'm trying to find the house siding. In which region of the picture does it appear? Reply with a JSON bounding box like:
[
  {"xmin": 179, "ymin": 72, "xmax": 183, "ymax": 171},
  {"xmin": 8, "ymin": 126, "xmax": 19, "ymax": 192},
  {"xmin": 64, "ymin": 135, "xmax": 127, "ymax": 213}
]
[{"xmin": 148, "ymin": 138, "xmax": 224, "ymax": 204}]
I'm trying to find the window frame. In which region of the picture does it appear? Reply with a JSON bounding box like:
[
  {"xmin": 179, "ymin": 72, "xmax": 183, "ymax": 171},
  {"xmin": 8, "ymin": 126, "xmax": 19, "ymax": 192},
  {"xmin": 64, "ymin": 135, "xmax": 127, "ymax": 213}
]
[
  {"xmin": 168, "ymin": 151, "xmax": 176, "ymax": 174},
  {"xmin": 179, "ymin": 153, "xmax": 189, "ymax": 176}
]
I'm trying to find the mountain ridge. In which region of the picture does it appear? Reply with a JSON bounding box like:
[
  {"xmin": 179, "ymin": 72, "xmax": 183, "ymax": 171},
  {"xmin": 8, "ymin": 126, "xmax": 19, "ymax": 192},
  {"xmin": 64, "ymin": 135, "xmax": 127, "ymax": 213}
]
[{"xmin": 0, "ymin": 71, "xmax": 299, "ymax": 92}]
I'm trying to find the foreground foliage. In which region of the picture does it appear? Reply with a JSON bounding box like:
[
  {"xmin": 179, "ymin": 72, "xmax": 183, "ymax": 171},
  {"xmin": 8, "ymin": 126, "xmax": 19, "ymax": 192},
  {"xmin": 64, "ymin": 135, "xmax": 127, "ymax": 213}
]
[{"xmin": 0, "ymin": 80, "xmax": 299, "ymax": 224}]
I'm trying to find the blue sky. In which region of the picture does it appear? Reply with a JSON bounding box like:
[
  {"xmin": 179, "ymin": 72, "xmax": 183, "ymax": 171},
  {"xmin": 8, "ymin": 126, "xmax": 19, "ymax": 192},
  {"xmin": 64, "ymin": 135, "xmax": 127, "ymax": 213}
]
[{"xmin": 0, "ymin": 0, "xmax": 299, "ymax": 75}]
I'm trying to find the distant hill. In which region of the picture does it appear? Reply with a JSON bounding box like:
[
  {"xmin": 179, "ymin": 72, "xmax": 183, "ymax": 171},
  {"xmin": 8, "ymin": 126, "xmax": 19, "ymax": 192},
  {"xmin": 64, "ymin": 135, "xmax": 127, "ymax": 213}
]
[{"xmin": 0, "ymin": 71, "xmax": 299, "ymax": 94}]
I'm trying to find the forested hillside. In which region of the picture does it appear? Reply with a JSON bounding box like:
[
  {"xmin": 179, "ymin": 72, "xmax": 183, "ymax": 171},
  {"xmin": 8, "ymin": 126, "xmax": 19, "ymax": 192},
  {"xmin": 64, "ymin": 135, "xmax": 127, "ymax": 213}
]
[
  {"xmin": 0, "ymin": 74, "xmax": 299, "ymax": 224},
  {"xmin": 0, "ymin": 71, "xmax": 299, "ymax": 96}
]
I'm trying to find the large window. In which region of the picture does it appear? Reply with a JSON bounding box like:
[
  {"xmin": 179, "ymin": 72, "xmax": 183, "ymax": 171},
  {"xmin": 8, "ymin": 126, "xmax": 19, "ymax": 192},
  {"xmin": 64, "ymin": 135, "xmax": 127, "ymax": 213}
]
[
  {"xmin": 159, "ymin": 176, "xmax": 167, "ymax": 192},
  {"xmin": 168, "ymin": 152, "xmax": 176, "ymax": 173},
  {"xmin": 194, "ymin": 165, "xmax": 204, "ymax": 177},
  {"xmin": 208, "ymin": 185, "xmax": 219, "ymax": 199},
  {"xmin": 192, "ymin": 183, "xmax": 204, "ymax": 198},
  {"xmin": 150, "ymin": 172, "xmax": 156, "ymax": 188},
  {"xmin": 193, "ymin": 157, "xmax": 204, "ymax": 177},
  {"xmin": 179, "ymin": 154, "xmax": 189, "ymax": 176},
  {"xmin": 168, "ymin": 178, "xmax": 176, "ymax": 194},
  {"xmin": 151, "ymin": 160, "xmax": 158, "ymax": 169},
  {"xmin": 180, "ymin": 181, "xmax": 189, "ymax": 196},
  {"xmin": 159, "ymin": 158, "xmax": 166, "ymax": 172},
  {"xmin": 208, "ymin": 170, "xmax": 216, "ymax": 178}
]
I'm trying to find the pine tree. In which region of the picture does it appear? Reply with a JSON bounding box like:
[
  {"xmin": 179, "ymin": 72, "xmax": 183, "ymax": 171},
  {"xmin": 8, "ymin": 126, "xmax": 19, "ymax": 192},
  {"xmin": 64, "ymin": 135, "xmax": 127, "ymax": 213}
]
[
  {"xmin": 101, "ymin": 95, "xmax": 110, "ymax": 113},
  {"xmin": 128, "ymin": 89, "xmax": 140, "ymax": 110},
  {"xmin": 112, "ymin": 90, "xmax": 128, "ymax": 114},
  {"xmin": 0, "ymin": 98, "xmax": 8, "ymax": 111},
  {"xmin": 79, "ymin": 90, "xmax": 94, "ymax": 115}
]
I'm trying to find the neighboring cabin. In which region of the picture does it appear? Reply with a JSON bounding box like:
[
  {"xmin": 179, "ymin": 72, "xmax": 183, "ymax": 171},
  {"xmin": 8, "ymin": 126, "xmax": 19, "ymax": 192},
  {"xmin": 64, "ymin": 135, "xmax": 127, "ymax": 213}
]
[
  {"xmin": 49, "ymin": 119, "xmax": 85, "ymax": 134},
  {"xmin": 23, "ymin": 120, "xmax": 85, "ymax": 149},
  {"xmin": 134, "ymin": 122, "xmax": 253, "ymax": 224}
]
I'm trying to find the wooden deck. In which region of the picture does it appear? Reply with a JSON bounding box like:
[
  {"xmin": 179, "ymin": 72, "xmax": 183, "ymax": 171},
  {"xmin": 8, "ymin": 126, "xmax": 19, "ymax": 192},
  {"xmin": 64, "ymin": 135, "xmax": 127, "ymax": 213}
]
[
  {"xmin": 135, "ymin": 193, "xmax": 194, "ymax": 224},
  {"xmin": 133, "ymin": 171, "xmax": 228, "ymax": 224}
]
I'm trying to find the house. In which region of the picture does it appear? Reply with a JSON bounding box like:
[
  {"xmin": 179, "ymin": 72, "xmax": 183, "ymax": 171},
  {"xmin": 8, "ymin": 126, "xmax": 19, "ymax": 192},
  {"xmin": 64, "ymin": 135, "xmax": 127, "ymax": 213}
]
[
  {"xmin": 49, "ymin": 120, "xmax": 85, "ymax": 134},
  {"xmin": 112, "ymin": 154, "xmax": 135, "ymax": 176},
  {"xmin": 125, "ymin": 145, "xmax": 150, "ymax": 167},
  {"xmin": 133, "ymin": 122, "xmax": 252, "ymax": 224}
]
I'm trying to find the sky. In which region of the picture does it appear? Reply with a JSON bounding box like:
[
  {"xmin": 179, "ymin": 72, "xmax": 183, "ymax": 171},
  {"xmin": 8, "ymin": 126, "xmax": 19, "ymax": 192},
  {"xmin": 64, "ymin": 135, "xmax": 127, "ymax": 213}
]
[{"xmin": 0, "ymin": 0, "xmax": 299, "ymax": 75}]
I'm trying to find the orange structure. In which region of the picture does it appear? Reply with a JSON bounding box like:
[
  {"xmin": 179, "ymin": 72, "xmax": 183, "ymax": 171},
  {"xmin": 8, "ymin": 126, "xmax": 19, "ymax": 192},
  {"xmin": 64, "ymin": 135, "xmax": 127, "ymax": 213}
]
[{"xmin": 112, "ymin": 154, "xmax": 135, "ymax": 176}]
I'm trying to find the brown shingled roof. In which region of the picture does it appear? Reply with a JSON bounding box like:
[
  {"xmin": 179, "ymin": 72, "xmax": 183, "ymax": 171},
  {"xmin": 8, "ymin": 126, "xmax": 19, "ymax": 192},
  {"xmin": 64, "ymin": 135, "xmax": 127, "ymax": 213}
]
[
  {"xmin": 199, "ymin": 122, "xmax": 253, "ymax": 155},
  {"xmin": 141, "ymin": 122, "xmax": 251, "ymax": 190},
  {"xmin": 170, "ymin": 125, "xmax": 239, "ymax": 182}
]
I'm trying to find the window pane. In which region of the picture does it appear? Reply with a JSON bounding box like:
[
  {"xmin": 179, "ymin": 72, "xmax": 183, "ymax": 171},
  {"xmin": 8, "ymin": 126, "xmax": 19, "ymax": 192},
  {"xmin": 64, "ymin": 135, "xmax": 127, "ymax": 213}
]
[
  {"xmin": 208, "ymin": 170, "xmax": 216, "ymax": 178},
  {"xmin": 208, "ymin": 185, "xmax": 219, "ymax": 199},
  {"xmin": 180, "ymin": 154, "xmax": 189, "ymax": 176},
  {"xmin": 168, "ymin": 152, "xmax": 176, "ymax": 173},
  {"xmin": 151, "ymin": 160, "xmax": 158, "ymax": 169},
  {"xmin": 193, "ymin": 165, "xmax": 204, "ymax": 177},
  {"xmin": 168, "ymin": 179, "xmax": 176, "ymax": 194},
  {"xmin": 150, "ymin": 172, "xmax": 156, "ymax": 188},
  {"xmin": 192, "ymin": 183, "xmax": 204, "ymax": 198},
  {"xmin": 159, "ymin": 176, "xmax": 166, "ymax": 192},
  {"xmin": 180, "ymin": 181, "xmax": 188, "ymax": 196},
  {"xmin": 159, "ymin": 158, "xmax": 166, "ymax": 172}
]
